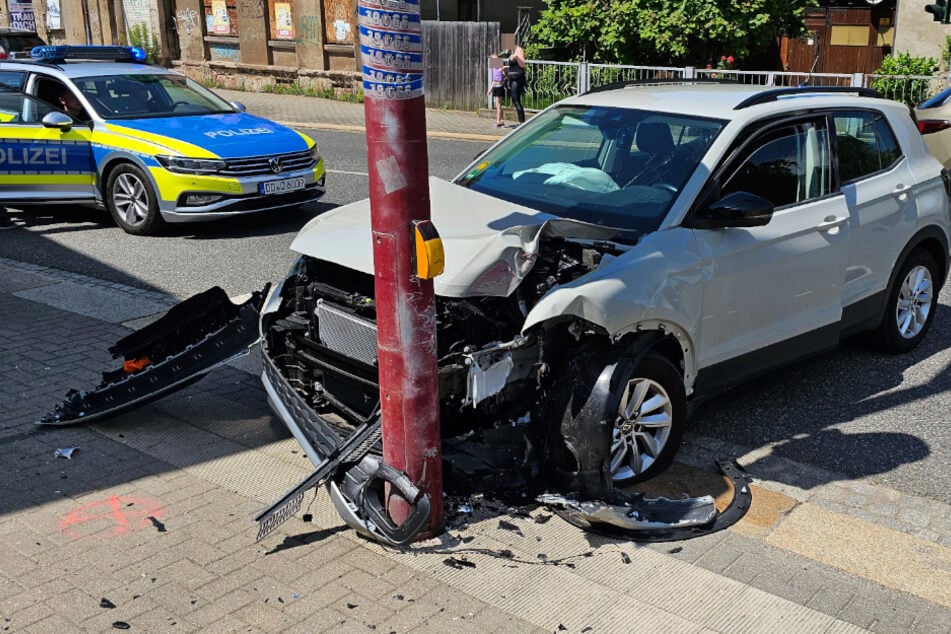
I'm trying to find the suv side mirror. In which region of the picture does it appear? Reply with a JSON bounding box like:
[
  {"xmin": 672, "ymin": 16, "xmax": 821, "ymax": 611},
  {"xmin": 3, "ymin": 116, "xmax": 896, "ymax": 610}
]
[
  {"xmin": 689, "ymin": 191, "xmax": 774, "ymax": 229},
  {"xmin": 231, "ymin": 101, "xmax": 246, "ymax": 112},
  {"xmin": 41, "ymin": 111, "xmax": 73, "ymax": 131}
]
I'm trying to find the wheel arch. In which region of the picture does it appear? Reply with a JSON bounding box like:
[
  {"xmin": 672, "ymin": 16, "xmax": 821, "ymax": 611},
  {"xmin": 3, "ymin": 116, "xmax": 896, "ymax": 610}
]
[{"xmin": 97, "ymin": 151, "xmax": 160, "ymax": 202}]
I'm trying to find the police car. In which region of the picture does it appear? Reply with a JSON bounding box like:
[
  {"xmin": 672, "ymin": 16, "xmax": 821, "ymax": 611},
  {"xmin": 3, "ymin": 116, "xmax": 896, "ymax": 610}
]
[{"xmin": 0, "ymin": 45, "xmax": 326, "ymax": 235}]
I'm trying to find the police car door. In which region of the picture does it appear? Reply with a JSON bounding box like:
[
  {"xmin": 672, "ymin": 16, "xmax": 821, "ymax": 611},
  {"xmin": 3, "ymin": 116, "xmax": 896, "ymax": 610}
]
[{"xmin": 0, "ymin": 84, "xmax": 96, "ymax": 205}]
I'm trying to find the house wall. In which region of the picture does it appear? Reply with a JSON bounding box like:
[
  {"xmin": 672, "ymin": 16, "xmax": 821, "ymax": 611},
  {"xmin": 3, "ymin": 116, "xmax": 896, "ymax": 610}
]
[{"xmin": 894, "ymin": 0, "xmax": 951, "ymax": 61}]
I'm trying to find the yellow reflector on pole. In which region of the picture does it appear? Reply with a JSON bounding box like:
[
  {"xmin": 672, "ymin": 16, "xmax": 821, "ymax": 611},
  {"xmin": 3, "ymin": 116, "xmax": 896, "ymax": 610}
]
[{"xmin": 413, "ymin": 219, "xmax": 444, "ymax": 279}]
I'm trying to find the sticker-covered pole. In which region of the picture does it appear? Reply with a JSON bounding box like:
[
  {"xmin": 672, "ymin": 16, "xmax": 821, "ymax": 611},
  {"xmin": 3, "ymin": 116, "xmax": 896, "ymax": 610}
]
[{"xmin": 359, "ymin": 0, "xmax": 443, "ymax": 538}]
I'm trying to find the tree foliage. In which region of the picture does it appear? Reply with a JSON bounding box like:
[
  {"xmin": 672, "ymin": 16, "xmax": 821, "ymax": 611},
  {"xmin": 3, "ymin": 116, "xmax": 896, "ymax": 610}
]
[{"xmin": 527, "ymin": 0, "xmax": 817, "ymax": 67}]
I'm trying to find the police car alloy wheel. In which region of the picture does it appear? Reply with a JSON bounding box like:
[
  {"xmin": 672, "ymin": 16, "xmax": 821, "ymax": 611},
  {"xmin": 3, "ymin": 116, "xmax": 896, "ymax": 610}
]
[{"xmin": 106, "ymin": 163, "xmax": 164, "ymax": 235}]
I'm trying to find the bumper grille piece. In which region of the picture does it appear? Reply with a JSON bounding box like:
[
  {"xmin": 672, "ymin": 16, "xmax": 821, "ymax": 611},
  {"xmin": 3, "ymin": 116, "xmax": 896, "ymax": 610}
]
[
  {"xmin": 221, "ymin": 150, "xmax": 315, "ymax": 176},
  {"xmin": 317, "ymin": 300, "xmax": 378, "ymax": 366}
]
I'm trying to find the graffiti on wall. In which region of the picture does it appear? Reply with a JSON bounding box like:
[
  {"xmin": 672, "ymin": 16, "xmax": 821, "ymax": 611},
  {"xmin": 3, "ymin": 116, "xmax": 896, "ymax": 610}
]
[
  {"xmin": 9, "ymin": 0, "xmax": 37, "ymax": 31},
  {"xmin": 238, "ymin": 0, "xmax": 263, "ymax": 19},
  {"xmin": 210, "ymin": 43, "xmax": 240, "ymax": 61},
  {"xmin": 296, "ymin": 14, "xmax": 320, "ymax": 49},
  {"xmin": 176, "ymin": 8, "xmax": 199, "ymax": 36}
]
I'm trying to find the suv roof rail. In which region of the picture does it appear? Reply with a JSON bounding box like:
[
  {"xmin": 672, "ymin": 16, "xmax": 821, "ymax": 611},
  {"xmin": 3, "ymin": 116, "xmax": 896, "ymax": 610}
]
[
  {"xmin": 733, "ymin": 86, "xmax": 883, "ymax": 110},
  {"xmin": 583, "ymin": 77, "xmax": 739, "ymax": 95},
  {"xmin": 30, "ymin": 45, "xmax": 147, "ymax": 64}
]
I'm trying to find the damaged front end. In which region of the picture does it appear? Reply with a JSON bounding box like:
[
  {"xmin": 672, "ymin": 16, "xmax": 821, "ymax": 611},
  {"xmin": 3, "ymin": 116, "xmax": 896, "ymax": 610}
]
[{"xmin": 39, "ymin": 286, "xmax": 267, "ymax": 426}]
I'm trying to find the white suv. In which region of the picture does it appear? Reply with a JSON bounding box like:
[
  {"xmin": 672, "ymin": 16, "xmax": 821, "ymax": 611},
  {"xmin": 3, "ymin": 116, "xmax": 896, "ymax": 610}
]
[{"xmin": 259, "ymin": 83, "xmax": 949, "ymax": 498}]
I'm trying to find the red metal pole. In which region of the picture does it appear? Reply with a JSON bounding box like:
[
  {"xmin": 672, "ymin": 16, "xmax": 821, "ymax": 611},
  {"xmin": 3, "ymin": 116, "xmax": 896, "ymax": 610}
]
[{"xmin": 358, "ymin": 0, "xmax": 443, "ymax": 538}]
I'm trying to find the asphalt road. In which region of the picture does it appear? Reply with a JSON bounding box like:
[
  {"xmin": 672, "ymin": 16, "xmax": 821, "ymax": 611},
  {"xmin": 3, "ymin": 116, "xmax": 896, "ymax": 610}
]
[{"xmin": 1, "ymin": 126, "xmax": 948, "ymax": 506}]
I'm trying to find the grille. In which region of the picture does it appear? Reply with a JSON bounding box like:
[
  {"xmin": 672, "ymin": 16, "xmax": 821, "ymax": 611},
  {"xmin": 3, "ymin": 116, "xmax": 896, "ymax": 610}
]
[
  {"xmin": 317, "ymin": 300, "xmax": 378, "ymax": 366},
  {"xmin": 221, "ymin": 150, "xmax": 315, "ymax": 176}
]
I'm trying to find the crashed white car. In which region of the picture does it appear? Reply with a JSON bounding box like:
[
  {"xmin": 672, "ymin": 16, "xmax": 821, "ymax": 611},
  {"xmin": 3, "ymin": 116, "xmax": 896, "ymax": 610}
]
[
  {"xmin": 261, "ymin": 84, "xmax": 950, "ymax": 492},
  {"xmin": 43, "ymin": 83, "xmax": 951, "ymax": 541}
]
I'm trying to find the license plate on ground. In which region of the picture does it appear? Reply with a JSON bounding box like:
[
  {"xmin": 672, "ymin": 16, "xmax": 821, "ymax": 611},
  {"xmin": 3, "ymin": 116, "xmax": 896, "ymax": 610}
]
[{"xmin": 260, "ymin": 177, "xmax": 305, "ymax": 195}]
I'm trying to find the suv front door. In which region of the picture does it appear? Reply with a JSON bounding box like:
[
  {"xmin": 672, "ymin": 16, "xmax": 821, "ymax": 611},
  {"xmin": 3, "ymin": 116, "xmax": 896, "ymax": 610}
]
[{"xmin": 691, "ymin": 116, "xmax": 850, "ymax": 385}]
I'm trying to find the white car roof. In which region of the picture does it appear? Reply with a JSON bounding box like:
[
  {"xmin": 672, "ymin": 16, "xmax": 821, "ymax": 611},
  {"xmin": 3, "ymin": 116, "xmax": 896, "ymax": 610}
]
[
  {"xmin": 564, "ymin": 83, "xmax": 900, "ymax": 122},
  {"xmin": 0, "ymin": 60, "xmax": 173, "ymax": 80}
]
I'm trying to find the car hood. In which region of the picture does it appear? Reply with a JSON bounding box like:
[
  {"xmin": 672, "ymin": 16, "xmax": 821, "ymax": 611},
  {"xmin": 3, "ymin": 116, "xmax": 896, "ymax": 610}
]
[
  {"xmin": 290, "ymin": 177, "xmax": 622, "ymax": 297},
  {"xmin": 105, "ymin": 112, "xmax": 309, "ymax": 159}
]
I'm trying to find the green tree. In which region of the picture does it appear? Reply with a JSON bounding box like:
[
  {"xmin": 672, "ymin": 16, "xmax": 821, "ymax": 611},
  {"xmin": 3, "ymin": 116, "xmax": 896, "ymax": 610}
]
[{"xmin": 527, "ymin": 0, "xmax": 817, "ymax": 66}]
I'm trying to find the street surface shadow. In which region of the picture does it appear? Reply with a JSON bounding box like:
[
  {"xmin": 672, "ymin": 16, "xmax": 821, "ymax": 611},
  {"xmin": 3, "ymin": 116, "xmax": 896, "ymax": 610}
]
[
  {"xmin": 171, "ymin": 201, "xmax": 337, "ymax": 240},
  {"xmin": 690, "ymin": 302, "xmax": 950, "ymax": 495},
  {"xmin": 3, "ymin": 204, "xmax": 114, "ymax": 234}
]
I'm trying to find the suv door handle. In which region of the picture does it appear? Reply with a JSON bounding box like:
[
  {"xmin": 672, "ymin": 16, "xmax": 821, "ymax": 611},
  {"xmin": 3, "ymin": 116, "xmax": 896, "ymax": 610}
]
[{"xmin": 816, "ymin": 215, "xmax": 847, "ymax": 232}]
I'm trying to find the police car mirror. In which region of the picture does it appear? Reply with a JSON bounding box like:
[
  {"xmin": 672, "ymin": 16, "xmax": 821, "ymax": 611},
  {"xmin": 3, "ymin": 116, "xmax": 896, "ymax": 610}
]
[
  {"xmin": 231, "ymin": 101, "xmax": 246, "ymax": 113},
  {"xmin": 41, "ymin": 111, "xmax": 73, "ymax": 132}
]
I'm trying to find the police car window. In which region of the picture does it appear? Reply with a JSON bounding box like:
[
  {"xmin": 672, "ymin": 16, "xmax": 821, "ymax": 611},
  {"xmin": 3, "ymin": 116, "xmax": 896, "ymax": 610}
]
[
  {"xmin": 73, "ymin": 74, "xmax": 234, "ymax": 118},
  {"xmin": 0, "ymin": 91, "xmax": 55, "ymax": 124},
  {"xmin": 0, "ymin": 71, "xmax": 26, "ymax": 90}
]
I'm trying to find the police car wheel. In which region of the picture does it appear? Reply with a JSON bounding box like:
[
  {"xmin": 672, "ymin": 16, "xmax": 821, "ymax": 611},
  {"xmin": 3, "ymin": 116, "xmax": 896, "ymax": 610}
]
[{"xmin": 106, "ymin": 164, "xmax": 165, "ymax": 235}]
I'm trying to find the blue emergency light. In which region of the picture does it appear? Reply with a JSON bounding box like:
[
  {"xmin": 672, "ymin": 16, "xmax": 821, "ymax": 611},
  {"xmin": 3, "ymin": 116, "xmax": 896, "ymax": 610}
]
[{"xmin": 30, "ymin": 45, "xmax": 148, "ymax": 63}]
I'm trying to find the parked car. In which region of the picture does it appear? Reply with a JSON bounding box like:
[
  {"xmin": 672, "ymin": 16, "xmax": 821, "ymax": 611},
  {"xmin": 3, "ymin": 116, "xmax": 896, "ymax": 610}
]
[
  {"xmin": 915, "ymin": 85, "xmax": 951, "ymax": 169},
  {"xmin": 0, "ymin": 28, "xmax": 44, "ymax": 60},
  {"xmin": 43, "ymin": 83, "xmax": 951, "ymax": 536},
  {"xmin": 0, "ymin": 45, "xmax": 325, "ymax": 235}
]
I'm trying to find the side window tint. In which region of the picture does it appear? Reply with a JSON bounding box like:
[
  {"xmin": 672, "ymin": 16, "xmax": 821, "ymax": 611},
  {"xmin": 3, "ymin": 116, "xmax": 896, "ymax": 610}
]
[
  {"xmin": 834, "ymin": 111, "xmax": 901, "ymax": 183},
  {"xmin": 875, "ymin": 117, "xmax": 901, "ymax": 169},
  {"xmin": 0, "ymin": 71, "xmax": 26, "ymax": 90},
  {"xmin": 721, "ymin": 121, "xmax": 830, "ymax": 208}
]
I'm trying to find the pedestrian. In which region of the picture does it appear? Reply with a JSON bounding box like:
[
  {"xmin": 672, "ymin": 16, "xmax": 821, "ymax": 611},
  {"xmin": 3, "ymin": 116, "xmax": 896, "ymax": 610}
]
[
  {"xmin": 505, "ymin": 45, "xmax": 527, "ymax": 126},
  {"xmin": 488, "ymin": 54, "xmax": 506, "ymax": 127}
]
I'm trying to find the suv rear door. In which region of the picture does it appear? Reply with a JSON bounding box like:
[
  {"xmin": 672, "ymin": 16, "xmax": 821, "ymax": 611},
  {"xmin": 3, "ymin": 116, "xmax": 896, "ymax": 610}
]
[{"xmin": 691, "ymin": 115, "xmax": 850, "ymax": 384}]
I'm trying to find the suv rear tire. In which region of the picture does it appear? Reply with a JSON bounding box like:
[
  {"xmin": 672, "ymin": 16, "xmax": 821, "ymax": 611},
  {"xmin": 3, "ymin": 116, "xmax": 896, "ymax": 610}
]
[
  {"xmin": 105, "ymin": 163, "xmax": 165, "ymax": 236},
  {"xmin": 875, "ymin": 249, "xmax": 938, "ymax": 354}
]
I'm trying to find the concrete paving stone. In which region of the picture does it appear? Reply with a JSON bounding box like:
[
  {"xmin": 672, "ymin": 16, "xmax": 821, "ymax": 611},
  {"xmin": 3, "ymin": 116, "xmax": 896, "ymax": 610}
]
[
  {"xmin": 156, "ymin": 557, "xmax": 220, "ymax": 592},
  {"xmin": 693, "ymin": 542, "xmax": 745, "ymax": 575},
  {"xmin": 14, "ymin": 282, "xmax": 171, "ymax": 324},
  {"xmin": 336, "ymin": 568, "xmax": 397, "ymax": 604},
  {"xmin": 251, "ymin": 551, "xmax": 315, "ymax": 584},
  {"xmin": 329, "ymin": 594, "xmax": 405, "ymax": 631},
  {"xmin": 41, "ymin": 585, "xmax": 109, "ymax": 623},
  {"xmin": 186, "ymin": 588, "xmax": 257, "ymax": 628},
  {"xmin": 750, "ymin": 572, "xmax": 819, "ymax": 606},
  {"xmin": 912, "ymin": 608, "xmax": 951, "ymax": 634},
  {"xmin": 0, "ymin": 602, "xmax": 50, "ymax": 630},
  {"xmin": 806, "ymin": 585, "xmax": 856, "ymax": 616},
  {"xmin": 291, "ymin": 532, "xmax": 360, "ymax": 567},
  {"xmin": 22, "ymin": 613, "xmax": 81, "ymax": 634},
  {"xmin": 115, "ymin": 604, "xmax": 196, "ymax": 632},
  {"xmin": 147, "ymin": 579, "xmax": 206, "ymax": 616},
  {"xmin": 288, "ymin": 571, "xmax": 356, "ymax": 610},
  {"xmin": 234, "ymin": 598, "xmax": 302, "ymax": 631}
]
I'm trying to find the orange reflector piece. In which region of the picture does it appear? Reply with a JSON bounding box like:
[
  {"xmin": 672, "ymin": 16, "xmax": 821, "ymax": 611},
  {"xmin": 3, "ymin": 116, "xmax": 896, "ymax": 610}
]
[
  {"xmin": 123, "ymin": 356, "xmax": 151, "ymax": 373},
  {"xmin": 413, "ymin": 220, "xmax": 445, "ymax": 279}
]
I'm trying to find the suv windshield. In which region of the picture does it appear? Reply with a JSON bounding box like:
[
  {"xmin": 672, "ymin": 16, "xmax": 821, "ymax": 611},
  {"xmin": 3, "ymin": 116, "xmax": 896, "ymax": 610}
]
[
  {"xmin": 457, "ymin": 105, "xmax": 724, "ymax": 234},
  {"xmin": 72, "ymin": 73, "xmax": 235, "ymax": 119}
]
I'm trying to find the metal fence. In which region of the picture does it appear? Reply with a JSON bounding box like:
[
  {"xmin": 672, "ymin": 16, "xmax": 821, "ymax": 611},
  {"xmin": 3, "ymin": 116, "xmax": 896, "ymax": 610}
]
[{"xmin": 492, "ymin": 61, "xmax": 949, "ymax": 111}]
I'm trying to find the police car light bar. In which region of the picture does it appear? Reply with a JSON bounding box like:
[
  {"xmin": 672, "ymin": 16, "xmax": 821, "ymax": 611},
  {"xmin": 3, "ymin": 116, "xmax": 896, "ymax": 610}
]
[{"xmin": 30, "ymin": 45, "xmax": 148, "ymax": 63}]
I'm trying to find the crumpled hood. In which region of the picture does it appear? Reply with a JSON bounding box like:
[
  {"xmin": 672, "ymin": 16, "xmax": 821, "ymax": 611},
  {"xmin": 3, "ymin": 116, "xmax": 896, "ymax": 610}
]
[
  {"xmin": 290, "ymin": 177, "xmax": 621, "ymax": 297},
  {"xmin": 108, "ymin": 112, "xmax": 309, "ymax": 159}
]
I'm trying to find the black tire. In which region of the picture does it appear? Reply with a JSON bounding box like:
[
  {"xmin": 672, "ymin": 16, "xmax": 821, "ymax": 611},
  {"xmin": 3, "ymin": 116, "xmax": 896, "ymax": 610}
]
[
  {"xmin": 545, "ymin": 341, "xmax": 686, "ymax": 497},
  {"xmin": 105, "ymin": 163, "xmax": 165, "ymax": 236},
  {"xmin": 875, "ymin": 250, "xmax": 939, "ymax": 354}
]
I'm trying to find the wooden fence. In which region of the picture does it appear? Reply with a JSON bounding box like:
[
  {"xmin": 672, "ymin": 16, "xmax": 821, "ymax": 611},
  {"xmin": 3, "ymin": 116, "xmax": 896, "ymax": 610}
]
[{"xmin": 422, "ymin": 21, "xmax": 500, "ymax": 111}]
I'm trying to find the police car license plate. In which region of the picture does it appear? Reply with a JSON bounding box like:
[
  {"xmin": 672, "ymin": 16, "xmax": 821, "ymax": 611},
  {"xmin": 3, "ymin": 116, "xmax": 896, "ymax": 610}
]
[{"xmin": 260, "ymin": 177, "xmax": 305, "ymax": 195}]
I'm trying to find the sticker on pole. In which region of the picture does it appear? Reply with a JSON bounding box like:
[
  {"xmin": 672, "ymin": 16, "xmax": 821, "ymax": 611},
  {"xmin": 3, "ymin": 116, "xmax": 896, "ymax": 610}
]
[{"xmin": 358, "ymin": 0, "xmax": 425, "ymax": 100}]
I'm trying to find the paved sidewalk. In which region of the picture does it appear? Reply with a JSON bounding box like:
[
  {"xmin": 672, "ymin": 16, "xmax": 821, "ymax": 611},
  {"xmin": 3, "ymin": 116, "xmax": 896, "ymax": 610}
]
[
  {"xmin": 1, "ymin": 94, "xmax": 950, "ymax": 632},
  {"xmin": 214, "ymin": 88, "xmax": 512, "ymax": 142},
  {"xmin": 2, "ymin": 254, "xmax": 950, "ymax": 633}
]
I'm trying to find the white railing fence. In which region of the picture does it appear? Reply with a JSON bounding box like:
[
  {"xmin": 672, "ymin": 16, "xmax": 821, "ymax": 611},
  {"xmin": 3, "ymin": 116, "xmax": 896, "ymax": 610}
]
[{"xmin": 489, "ymin": 60, "xmax": 948, "ymax": 111}]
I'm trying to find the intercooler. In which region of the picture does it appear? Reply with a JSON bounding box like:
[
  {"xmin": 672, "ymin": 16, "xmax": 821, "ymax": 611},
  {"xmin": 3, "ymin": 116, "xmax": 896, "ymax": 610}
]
[{"xmin": 317, "ymin": 299, "xmax": 379, "ymax": 366}]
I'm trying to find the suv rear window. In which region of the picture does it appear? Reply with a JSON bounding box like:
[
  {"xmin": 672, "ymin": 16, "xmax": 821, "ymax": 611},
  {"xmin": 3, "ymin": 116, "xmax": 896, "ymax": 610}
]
[{"xmin": 834, "ymin": 111, "xmax": 903, "ymax": 183}]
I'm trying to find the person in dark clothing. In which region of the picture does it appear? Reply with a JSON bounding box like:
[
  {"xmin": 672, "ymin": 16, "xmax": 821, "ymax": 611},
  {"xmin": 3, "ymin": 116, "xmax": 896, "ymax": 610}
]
[{"xmin": 505, "ymin": 46, "xmax": 527, "ymax": 125}]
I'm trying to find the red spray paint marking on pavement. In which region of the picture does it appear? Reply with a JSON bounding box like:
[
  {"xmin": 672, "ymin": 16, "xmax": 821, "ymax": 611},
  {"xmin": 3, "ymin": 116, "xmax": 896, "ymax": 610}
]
[{"xmin": 58, "ymin": 496, "xmax": 165, "ymax": 539}]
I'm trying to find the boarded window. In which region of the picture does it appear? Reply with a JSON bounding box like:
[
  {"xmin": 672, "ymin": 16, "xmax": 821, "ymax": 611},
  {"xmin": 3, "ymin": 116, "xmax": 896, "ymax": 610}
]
[
  {"xmin": 204, "ymin": 0, "xmax": 239, "ymax": 36},
  {"xmin": 269, "ymin": 0, "xmax": 294, "ymax": 40},
  {"xmin": 829, "ymin": 25, "xmax": 869, "ymax": 47}
]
